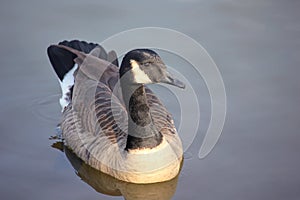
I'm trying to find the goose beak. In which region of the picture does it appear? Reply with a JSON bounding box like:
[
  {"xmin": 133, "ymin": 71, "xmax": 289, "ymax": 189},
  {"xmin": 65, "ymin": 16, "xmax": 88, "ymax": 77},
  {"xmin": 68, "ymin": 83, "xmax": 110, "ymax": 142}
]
[{"xmin": 161, "ymin": 71, "xmax": 186, "ymax": 89}]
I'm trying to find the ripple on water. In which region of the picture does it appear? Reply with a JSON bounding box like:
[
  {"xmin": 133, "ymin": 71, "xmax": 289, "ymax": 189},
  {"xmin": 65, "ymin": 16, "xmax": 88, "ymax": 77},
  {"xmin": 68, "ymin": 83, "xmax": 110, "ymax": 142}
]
[{"xmin": 31, "ymin": 93, "xmax": 61, "ymax": 124}]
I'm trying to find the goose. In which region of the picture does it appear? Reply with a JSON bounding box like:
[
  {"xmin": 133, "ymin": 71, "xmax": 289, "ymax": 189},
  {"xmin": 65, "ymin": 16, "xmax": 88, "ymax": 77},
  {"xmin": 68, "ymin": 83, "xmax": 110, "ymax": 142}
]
[{"xmin": 47, "ymin": 40, "xmax": 185, "ymax": 184}]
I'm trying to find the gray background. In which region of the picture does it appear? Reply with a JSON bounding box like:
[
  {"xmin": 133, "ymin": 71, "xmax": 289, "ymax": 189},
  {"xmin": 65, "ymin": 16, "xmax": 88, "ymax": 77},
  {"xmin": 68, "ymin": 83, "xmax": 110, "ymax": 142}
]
[{"xmin": 1, "ymin": 0, "xmax": 300, "ymax": 199}]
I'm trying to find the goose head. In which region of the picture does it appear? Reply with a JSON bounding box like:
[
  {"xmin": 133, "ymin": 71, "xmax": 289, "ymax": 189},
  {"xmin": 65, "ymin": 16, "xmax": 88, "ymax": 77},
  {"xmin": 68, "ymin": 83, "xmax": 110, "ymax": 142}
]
[{"xmin": 119, "ymin": 49, "xmax": 185, "ymax": 89}]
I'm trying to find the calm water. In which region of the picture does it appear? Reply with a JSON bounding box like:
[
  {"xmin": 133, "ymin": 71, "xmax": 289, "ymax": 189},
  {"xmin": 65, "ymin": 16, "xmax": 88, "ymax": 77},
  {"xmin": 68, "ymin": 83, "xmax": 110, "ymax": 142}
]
[{"xmin": 1, "ymin": 0, "xmax": 300, "ymax": 199}]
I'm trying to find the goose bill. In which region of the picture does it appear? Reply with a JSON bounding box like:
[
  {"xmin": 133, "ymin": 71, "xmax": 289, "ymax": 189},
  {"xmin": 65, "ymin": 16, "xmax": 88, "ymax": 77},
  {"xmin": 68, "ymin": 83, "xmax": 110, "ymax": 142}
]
[{"xmin": 161, "ymin": 71, "xmax": 185, "ymax": 89}]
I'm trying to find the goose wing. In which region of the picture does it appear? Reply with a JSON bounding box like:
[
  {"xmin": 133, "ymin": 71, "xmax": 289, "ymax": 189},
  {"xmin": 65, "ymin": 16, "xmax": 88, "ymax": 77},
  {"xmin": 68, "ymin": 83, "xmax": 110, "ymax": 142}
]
[
  {"xmin": 54, "ymin": 44, "xmax": 128, "ymax": 147},
  {"xmin": 145, "ymin": 88, "xmax": 177, "ymax": 135}
]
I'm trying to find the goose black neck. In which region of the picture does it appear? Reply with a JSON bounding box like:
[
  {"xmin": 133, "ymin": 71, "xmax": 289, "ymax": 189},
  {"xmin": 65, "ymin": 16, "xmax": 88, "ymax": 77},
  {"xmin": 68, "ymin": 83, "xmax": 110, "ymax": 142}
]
[{"xmin": 120, "ymin": 81, "xmax": 162, "ymax": 150}]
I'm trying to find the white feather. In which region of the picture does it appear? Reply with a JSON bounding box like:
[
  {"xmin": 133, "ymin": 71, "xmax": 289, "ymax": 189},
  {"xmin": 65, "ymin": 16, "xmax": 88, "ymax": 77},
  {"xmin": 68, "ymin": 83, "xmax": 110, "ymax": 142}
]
[
  {"xmin": 130, "ymin": 59, "xmax": 152, "ymax": 84},
  {"xmin": 59, "ymin": 64, "xmax": 78, "ymax": 111}
]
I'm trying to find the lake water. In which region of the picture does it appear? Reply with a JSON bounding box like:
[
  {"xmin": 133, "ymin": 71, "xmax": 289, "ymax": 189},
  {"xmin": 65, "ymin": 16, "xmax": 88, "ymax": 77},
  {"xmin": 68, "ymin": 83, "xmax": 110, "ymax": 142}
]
[{"xmin": 1, "ymin": 0, "xmax": 300, "ymax": 199}]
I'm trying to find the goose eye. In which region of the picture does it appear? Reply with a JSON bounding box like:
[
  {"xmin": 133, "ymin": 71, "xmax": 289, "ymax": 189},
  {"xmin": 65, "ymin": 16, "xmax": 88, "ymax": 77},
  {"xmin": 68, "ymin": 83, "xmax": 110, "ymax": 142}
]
[{"xmin": 143, "ymin": 62, "xmax": 151, "ymax": 66}]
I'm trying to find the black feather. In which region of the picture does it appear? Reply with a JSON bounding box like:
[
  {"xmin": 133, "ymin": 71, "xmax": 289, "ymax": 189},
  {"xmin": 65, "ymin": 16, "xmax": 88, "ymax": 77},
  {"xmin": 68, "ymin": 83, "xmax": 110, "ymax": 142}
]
[{"xmin": 47, "ymin": 40, "xmax": 106, "ymax": 81}]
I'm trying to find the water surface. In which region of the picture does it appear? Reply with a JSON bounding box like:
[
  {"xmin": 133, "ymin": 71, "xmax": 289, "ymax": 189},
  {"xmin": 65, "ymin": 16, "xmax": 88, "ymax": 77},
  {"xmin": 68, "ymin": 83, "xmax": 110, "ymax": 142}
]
[{"xmin": 1, "ymin": 0, "xmax": 300, "ymax": 199}]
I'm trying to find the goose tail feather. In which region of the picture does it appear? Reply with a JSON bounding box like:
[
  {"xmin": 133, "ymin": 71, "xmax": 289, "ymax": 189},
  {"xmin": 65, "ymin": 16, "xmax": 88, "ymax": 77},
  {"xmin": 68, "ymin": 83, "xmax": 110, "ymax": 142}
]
[{"xmin": 47, "ymin": 40, "xmax": 103, "ymax": 110}]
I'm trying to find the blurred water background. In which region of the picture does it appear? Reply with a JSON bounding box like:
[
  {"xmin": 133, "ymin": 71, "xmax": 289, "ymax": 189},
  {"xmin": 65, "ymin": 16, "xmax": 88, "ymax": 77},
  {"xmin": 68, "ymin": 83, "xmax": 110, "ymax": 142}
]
[{"xmin": 1, "ymin": 0, "xmax": 300, "ymax": 199}]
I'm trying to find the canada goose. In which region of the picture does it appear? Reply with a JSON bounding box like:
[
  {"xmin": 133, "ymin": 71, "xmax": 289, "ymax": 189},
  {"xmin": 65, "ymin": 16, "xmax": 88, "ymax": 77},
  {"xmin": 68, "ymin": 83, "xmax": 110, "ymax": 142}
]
[{"xmin": 47, "ymin": 40, "xmax": 185, "ymax": 183}]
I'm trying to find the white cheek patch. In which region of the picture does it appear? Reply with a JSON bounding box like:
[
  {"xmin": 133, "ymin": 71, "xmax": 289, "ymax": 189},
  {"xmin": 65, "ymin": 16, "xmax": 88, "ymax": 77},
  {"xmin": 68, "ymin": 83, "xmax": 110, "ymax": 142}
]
[{"xmin": 130, "ymin": 59, "xmax": 152, "ymax": 84}]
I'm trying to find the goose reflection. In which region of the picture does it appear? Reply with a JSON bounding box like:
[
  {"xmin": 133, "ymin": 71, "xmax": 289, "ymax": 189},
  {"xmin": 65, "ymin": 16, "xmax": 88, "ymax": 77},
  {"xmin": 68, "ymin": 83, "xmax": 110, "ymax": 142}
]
[{"xmin": 52, "ymin": 142, "xmax": 181, "ymax": 200}]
